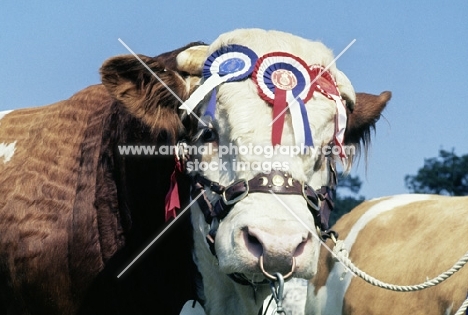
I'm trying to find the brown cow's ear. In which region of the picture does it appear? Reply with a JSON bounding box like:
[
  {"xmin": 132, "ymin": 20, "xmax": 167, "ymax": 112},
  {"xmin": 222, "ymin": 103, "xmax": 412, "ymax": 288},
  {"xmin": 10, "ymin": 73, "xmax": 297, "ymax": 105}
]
[
  {"xmin": 344, "ymin": 91, "xmax": 391, "ymax": 157},
  {"xmin": 100, "ymin": 54, "xmax": 189, "ymax": 140},
  {"xmin": 100, "ymin": 43, "xmax": 207, "ymax": 141},
  {"xmin": 100, "ymin": 54, "xmax": 169, "ymax": 104}
]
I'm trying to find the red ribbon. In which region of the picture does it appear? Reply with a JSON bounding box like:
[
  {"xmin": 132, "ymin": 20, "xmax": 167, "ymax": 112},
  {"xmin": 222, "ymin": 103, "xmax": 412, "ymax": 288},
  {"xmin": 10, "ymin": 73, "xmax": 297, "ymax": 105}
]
[
  {"xmin": 164, "ymin": 159, "xmax": 183, "ymax": 222},
  {"xmin": 272, "ymin": 87, "xmax": 287, "ymax": 146}
]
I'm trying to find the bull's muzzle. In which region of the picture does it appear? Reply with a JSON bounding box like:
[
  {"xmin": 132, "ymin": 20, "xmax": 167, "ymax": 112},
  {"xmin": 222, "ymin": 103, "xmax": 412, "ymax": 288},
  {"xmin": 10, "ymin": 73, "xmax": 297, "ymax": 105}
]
[{"xmin": 243, "ymin": 226, "xmax": 310, "ymax": 276}]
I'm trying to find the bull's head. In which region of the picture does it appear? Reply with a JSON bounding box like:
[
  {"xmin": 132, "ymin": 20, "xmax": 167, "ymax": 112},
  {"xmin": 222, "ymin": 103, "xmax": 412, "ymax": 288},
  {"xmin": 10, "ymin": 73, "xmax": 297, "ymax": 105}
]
[{"xmin": 100, "ymin": 29, "xmax": 390, "ymax": 314}]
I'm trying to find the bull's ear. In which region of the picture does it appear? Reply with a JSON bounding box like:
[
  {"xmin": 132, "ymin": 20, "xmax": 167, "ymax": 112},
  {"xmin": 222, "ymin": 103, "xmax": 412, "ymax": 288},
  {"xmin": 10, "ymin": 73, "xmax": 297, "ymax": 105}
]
[
  {"xmin": 100, "ymin": 43, "xmax": 207, "ymax": 141},
  {"xmin": 344, "ymin": 91, "xmax": 391, "ymax": 152}
]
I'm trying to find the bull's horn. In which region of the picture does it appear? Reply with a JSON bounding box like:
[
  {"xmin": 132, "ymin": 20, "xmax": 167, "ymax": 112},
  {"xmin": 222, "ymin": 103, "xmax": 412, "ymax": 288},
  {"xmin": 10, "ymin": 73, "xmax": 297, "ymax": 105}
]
[{"xmin": 177, "ymin": 45, "xmax": 208, "ymax": 75}]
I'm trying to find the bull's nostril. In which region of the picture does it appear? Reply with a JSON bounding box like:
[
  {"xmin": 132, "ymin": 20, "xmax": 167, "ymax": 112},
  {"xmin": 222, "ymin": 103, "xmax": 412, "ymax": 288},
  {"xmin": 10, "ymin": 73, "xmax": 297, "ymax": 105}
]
[
  {"xmin": 247, "ymin": 233, "xmax": 260, "ymax": 245},
  {"xmin": 243, "ymin": 228, "xmax": 263, "ymax": 258},
  {"xmin": 294, "ymin": 232, "xmax": 311, "ymax": 257},
  {"xmin": 294, "ymin": 240, "xmax": 307, "ymax": 257}
]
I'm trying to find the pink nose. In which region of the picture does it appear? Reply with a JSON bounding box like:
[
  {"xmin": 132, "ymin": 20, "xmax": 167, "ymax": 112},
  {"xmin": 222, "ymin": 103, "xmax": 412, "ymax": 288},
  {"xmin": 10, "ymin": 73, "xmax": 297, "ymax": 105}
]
[{"xmin": 243, "ymin": 226, "xmax": 310, "ymax": 274}]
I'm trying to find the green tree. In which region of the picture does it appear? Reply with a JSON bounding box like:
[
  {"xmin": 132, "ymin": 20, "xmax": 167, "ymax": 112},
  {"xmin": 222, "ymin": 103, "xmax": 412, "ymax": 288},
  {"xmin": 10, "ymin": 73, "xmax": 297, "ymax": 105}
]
[
  {"xmin": 330, "ymin": 173, "xmax": 365, "ymax": 227},
  {"xmin": 405, "ymin": 149, "xmax": 468, "ymax": 196}
]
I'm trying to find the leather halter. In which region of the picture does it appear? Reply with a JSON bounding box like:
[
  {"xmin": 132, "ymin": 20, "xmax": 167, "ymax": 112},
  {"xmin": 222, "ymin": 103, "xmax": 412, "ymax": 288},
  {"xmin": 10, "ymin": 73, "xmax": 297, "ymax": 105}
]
[
  {"xmin": 190, "ymin": 166, "xmax": 337, "ymax": 258},
  {"xmin": 175, "ymin": 120, "xmax": 338, "ymax": 287}
]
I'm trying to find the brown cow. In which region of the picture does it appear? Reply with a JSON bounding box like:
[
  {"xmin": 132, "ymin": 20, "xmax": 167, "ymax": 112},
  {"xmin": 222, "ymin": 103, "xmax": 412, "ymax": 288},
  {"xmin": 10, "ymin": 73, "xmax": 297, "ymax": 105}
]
[
  {"xmin": 306, "ymin": 194, "xmax": 468, "ymax": 314},
  {"xmin": 0, "ymin": 43, "xmax": 204, "ymax": 315}
]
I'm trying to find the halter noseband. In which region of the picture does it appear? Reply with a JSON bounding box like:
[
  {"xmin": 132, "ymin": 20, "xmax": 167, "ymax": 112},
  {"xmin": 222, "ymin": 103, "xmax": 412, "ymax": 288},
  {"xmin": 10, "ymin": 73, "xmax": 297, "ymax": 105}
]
[{"xmin": 190, "ymin": 166, "xmax": 338, "ymax": 258}]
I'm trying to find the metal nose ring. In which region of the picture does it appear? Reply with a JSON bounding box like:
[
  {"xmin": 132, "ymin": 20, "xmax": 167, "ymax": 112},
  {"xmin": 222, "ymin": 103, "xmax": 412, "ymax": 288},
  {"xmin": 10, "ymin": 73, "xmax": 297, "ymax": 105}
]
[{"xmin": 258, "ymin": 255, "xmax": 296, "ymax": 280}]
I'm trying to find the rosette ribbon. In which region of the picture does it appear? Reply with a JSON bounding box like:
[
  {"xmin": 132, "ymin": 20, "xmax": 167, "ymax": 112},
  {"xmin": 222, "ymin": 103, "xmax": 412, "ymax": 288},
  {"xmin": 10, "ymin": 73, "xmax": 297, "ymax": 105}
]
[
  {"xmin": 164, "ymin": 159, "xmax": 182, "ymax": 222},
  {"xmin": 180, "ymin": 45, "xmax": 258, "ymax": 116},
  {"xmin": 253, "ymin": 52, "xmax": 315, "ymax": 147},
  {"xmin": 310, "ymin": 65, "xmax": 348, "ymax": 160}
]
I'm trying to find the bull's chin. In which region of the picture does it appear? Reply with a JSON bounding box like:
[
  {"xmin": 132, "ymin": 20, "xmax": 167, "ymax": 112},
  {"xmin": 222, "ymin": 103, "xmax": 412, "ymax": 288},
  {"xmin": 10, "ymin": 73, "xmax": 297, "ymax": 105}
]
[
  {"xmin": 228, "ymin": 272, "xmax": 271, "ymax": 285},
  {"xmin": 218, "ymin": 260, "xmax": 314, "ymax": 282}
]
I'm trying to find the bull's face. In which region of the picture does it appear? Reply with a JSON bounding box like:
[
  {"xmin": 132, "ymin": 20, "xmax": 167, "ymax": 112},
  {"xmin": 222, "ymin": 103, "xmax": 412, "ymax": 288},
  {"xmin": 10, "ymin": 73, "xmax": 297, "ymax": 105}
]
[
  {"xmin": 99, "ymin": 28, "xmax": 390, "ymax": 313},
  {"xmin": 180, "ymin": 29, "xmax": 356, "ymax": 282}
]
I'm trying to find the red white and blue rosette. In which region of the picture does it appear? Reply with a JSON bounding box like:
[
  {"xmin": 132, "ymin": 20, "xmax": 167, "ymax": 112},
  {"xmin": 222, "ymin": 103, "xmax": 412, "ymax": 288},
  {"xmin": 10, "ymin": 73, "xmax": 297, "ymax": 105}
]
[
  {"xmin": 253, "ymin": 52, "xmax": 315, "ymax": 147},
  {"xmin": 310, "ymin": 65, "xmax": 348, "ymax": 159},
  {"xmin": 180, "ymin": 45, "xmax": 258, "ymax": 116}
]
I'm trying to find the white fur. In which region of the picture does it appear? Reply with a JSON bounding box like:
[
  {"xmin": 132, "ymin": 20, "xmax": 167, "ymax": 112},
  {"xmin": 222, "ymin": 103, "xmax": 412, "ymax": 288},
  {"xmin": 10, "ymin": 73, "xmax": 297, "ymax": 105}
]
[
  {"xmin": 0, "ymin": 141, "xmax": 16, "ymax": 164},
  {"xmin": 0, "ymin": 110, "xmax": 13, "ymax": 121},
  {"xmin": 306, "ymin": 194, "xmax": 433, "ymax": 315},
  {"xmin": 187, "ymin": 29, "xmax": 356, "ymax": 315},
  {"xmin": 262, "ymin": 278, "xmax": 309, "ymax": 314},
  {"xmin": 444, "ymin": 304, "xmax": 453, "ymax": 315},
  {"xmin": 179, "ymin": 300, "xmax": 206, "ymax": 315},
  {"xmin": 0, "ymin": 110, "xmax": 16, "ymax": 163}
]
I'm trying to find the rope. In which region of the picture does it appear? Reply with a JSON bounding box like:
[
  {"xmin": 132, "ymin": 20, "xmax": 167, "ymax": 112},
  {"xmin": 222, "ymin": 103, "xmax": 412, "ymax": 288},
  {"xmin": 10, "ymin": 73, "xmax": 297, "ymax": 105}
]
[
  {"xmin": 332, "ymin": 238, "xmax": 468, "ymax": 314},
  {"xmin": 454, "ymin": 297, "xmax": 468, "ymax": 315}
]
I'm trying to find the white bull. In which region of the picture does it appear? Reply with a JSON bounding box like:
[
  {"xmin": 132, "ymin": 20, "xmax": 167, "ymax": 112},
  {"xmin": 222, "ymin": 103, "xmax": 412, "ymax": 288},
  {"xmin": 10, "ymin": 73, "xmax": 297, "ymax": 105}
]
[
  {"xmin": 0, "ymin": 28, "xmax": 390, "ymax": 314},
  {"xmin": 169, "ymin": 29, "xmax": 391, "ymax": 314}
]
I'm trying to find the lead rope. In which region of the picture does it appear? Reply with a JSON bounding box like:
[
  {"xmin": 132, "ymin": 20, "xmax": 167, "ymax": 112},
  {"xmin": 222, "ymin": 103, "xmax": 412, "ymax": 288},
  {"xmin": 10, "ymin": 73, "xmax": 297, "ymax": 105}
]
[{"xmin": 331, "ymin": 235, "xmax": 468, "ymax": 314}]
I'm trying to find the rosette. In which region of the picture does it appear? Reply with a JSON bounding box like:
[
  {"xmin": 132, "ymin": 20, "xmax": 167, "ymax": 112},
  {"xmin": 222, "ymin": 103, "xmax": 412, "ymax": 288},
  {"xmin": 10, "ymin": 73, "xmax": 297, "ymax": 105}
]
[
  {"xmin": 180, "ymin": 45, "xmax": 258, "ymax": 116},
  {"xmin": 252, "ymin": 52, "xmax": 314, "ymax": 147},
  {"xmin": 310, "ymin": 65, "xmax": 348, "ymax": 159}
]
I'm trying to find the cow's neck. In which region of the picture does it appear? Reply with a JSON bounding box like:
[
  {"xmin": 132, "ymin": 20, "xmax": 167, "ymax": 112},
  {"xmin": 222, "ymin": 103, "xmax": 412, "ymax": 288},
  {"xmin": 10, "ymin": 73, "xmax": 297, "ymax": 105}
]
[
  {"xmin": 97, "ymin": 101, "xmax": 199, "ymax": 311},
  {"xmin": 205, "ymin": 270, "xmax": 269, "ymax": 314},
  {"xmin": 107, "ymin": 103, "xmax": 177, "ymax": 239}
]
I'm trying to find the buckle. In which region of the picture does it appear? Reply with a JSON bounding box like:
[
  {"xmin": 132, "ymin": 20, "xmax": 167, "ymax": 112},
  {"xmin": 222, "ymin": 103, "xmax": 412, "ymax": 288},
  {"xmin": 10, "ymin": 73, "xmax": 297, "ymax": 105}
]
[
  {"xmin": 222, "ymin": 179, "xmax": 249, "ymax": 205},
  {"xmin": 176, "ymin": 141, "xmax": 188, "ymax": 162}
]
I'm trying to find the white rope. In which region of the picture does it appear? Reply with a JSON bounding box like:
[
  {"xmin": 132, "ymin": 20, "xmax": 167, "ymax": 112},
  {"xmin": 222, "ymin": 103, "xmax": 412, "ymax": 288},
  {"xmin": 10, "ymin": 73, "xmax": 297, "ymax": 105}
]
[
  {"xmin": 332, "ymin": 238, "xmax": 468, "ymax": 314},
  {"xmin": 454, "ymin": 297, "xmax": 468, "ymax": 315}
]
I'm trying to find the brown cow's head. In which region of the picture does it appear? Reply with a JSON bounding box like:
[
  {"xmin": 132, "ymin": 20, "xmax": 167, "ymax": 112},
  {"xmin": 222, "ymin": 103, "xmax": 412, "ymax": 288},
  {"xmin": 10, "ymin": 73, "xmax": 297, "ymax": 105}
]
[
  {"xmin": 100, "ymin": 42, "xmax": 206, "ymax": 143},
  {"xmin": 99, "ymin": 29, "xmax": 390, "ymax": 314}
]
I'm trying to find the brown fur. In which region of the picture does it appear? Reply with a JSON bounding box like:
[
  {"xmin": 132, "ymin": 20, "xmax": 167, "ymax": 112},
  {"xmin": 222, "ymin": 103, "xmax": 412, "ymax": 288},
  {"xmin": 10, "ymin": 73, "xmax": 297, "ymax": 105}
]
[
  {"xmin": 100, "ymin": 42, "xmax": 205, "ymax": 143},
  {"xmin": 312, "ymin": 196, "xmax": 468, "ymax": 314},
  {"xmin": 312, "ymin": 199, "xmax": 384, "ymax": 295},
  {"xmin": 0, "ymin": 85, "xmax": 114, "ymax": 313},
  {"xmin": 0, "ymin": 44, "xmax": 203, "ymax": 314},
  {"xmin": 344, "ymin": 197, "xmax": 468, "ymax": 314},
  {"xmin": 345, "ymin": 91, "xmax": 391, "ymax": 163}
]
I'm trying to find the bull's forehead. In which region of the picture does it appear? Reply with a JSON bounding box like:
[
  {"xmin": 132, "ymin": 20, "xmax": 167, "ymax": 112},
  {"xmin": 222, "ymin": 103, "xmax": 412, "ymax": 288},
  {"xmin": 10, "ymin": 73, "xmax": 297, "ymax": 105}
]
[
  {"xmin": 213, "ymin": 79, "xmax": 332, "ymax": 184},
  {"xmin": 199, "ymin": 29, "xmax": 354, "ymax": 184},
  {"xmin": 208, "ymin": 28, "xmax": 355, "ymax": 137},
  {"xmin": 210, "ymin": 29, "xmax": 334, "ymax": 70},
  {"xmin": 209, "ymin": 28, "xmax": 356, "ymax": 99}
]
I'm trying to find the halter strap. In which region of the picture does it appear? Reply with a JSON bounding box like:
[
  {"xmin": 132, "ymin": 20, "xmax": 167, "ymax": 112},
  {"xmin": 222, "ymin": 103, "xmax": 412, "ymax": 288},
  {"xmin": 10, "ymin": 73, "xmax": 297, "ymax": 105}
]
[{"xmin": 190, "ymin": 166, "xmax": 338, "ymax": 258}]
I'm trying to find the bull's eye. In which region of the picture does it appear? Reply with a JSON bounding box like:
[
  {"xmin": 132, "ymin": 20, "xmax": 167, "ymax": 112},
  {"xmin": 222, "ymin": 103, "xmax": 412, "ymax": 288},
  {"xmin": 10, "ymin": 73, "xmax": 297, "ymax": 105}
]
[{"xmin": 201, "ymin": 128, "xmax": 218, "ymax": 143}]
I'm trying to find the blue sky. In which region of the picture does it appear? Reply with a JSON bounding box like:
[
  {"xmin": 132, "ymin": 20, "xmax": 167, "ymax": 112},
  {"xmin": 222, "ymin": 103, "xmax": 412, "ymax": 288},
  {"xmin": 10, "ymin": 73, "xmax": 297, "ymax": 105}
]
[{"xmin": 1, "ymin": 1, "xmax": 467, "ymax": 199}]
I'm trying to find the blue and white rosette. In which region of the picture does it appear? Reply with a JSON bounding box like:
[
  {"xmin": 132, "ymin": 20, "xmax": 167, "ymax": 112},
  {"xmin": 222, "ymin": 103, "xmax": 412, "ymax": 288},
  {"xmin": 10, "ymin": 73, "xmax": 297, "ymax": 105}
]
[
  {"xmin": 180, "ymin": 45, "xmax": 258, "ymax": 115},
  {"xmin": 253, "ymin": 52, "xmax": 315, "ymax": 148}
]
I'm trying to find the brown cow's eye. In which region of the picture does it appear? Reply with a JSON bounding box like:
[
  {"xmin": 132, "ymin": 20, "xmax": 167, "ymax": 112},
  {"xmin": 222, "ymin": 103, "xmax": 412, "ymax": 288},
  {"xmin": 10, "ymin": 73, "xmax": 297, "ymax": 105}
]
[
  {"xmin": 192, "ymin": 126, "xmax": 219, "ymax": 143},
  {"xmin": 201, "ymin": 128, "xmax": 218, "ymax": 143}
]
